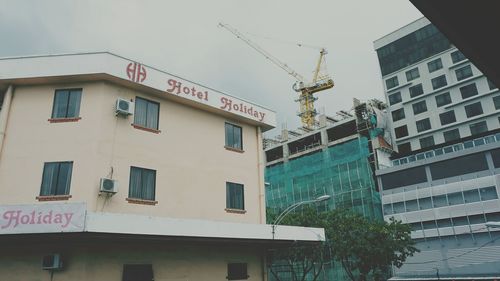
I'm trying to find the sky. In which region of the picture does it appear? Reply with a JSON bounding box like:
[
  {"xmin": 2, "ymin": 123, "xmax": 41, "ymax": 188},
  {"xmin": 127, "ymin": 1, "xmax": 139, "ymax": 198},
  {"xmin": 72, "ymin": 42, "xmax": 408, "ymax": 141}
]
[{"xmin": 0, "ymin": 0, "xmax": 423, "ymax": 137}]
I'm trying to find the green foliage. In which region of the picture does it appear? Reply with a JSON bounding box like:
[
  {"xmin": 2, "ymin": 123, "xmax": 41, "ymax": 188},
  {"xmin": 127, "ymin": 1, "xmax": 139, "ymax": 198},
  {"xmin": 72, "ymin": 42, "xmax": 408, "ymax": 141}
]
[{"xmin": 266, "ymin": 207, "xmax": 419, "ymax": 281}]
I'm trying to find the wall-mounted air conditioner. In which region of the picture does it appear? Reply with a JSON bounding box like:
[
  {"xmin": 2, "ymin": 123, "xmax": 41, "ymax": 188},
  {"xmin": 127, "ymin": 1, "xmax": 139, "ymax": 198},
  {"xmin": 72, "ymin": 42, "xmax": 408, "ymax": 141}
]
[
  {"xmin": 116, "ymin": 98, "xmax": 134, "ymax": 116},
  {"xmin": 42, "ymin": 254, "xmax": 63, "ymax": 270},
  {"xmin": 100, "ymin": 178, "xmax": 118, "ymax": 194}
]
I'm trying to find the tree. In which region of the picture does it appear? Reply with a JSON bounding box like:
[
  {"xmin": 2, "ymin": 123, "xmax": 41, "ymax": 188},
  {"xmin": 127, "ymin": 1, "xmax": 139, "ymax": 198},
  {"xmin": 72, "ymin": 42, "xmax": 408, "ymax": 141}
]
[{"xmin": 324, "ymin": 209, "xmax": 419, "ymax": 281}]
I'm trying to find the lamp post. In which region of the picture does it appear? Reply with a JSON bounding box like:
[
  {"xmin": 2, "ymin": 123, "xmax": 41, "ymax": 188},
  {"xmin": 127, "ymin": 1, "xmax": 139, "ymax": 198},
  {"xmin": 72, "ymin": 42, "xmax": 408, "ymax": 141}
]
[{"xmin": 271, "ymin": 195, "xmax": 331, "ymax": 239}]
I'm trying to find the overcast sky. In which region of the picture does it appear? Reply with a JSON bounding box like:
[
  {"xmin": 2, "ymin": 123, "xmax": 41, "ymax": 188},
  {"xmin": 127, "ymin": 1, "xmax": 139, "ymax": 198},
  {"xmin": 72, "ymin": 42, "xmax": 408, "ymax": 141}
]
[{"xmin": 0, "ymin": 0, "xmax": 422, "ymax": 136}]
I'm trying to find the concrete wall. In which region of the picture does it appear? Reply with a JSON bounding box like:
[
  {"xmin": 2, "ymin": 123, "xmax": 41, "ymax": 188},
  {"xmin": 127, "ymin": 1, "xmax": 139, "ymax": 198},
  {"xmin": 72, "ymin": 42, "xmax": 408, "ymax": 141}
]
[
  {"xmin": 0, "ymin": 81, "xmax": 266, "ymax": 224},
  {"xmin": 0, "ymin": 236, "xmax": 265, "ymax": 281}
]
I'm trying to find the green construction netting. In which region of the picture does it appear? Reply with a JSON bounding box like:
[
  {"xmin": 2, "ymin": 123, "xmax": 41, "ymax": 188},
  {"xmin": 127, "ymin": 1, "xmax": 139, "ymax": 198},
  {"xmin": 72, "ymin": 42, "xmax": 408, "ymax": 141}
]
[{"xmin": 265, "ymin": 137, "xmax": 383, "ymax": 280}]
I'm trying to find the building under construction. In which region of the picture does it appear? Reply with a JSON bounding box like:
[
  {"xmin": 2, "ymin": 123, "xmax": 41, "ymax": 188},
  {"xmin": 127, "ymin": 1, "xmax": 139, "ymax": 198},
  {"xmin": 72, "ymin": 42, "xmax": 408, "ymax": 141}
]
[{"xmin": 264, "ymin": 99, "xmax": 392, "ymax": 280}]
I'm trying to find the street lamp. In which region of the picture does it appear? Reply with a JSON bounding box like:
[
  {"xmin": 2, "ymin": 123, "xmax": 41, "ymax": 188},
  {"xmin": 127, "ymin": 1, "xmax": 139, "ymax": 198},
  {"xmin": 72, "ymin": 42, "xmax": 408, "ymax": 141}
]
[{"xmin": 271, "ymin": 195, "xmax": 331, "ymax": 239}]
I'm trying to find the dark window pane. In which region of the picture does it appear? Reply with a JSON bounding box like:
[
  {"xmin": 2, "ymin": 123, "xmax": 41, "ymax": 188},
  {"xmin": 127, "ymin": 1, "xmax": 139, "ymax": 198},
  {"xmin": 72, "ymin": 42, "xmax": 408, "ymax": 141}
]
[
  {"xmin": 388, "ymin": 92, "xmax": 402, "ymax": 105},
  {"xmin": 123, "ymin": 264, "xmax": 154, "ymax": 281},
  {"xmin": 435, "ymin": 92, "xmax": 452, "ymax": 107},
  {"xmin": 405, "ymin": 199, "xmax": 418, "ymax": 212},
  {"xmin": 225, "ymin": 123, "xmax": 243, "ymax": 150},
  {"xmin": 464, "ymin": 189, "xmax": 480, "ymax": 203},
  {"xmin": 430, "ymin": 153, "xmax": 488, "ymax": 180},
  {"xmin": 51, "ymin": 89, "xmax": 82, "ymax": 118},
  {"xmin": 428, "ymin": 58, "xmax": 443, "ymax": 73},
  {"xmin": 455, "ymin": 65, "xmax": 473, "ymax": 81},
  {"xmin": 493, "ymin": 96, "xmax": 500, "ymax": 110},
  {"xmin": 386, "ymin": 76, "xmax": 399, "ymax": 89},
  {"xmin": 416, "ymin": 118, "xmax": 431, "ymax": 132},
  {"xmin": 431, "ymin": 75, "xmax": 447, "ymax": 90},
  {"xmin": 226, "ymin": 182, "xmax": 244, "ymax": 210},
  {"xmin": 464, "ymin": 102, "xmax": 483, "ymax": 118},
  {"xmin": 394, "ymin": 125, "xmax": 409, "ymax": 139},
  {"xmin": 397, "ymin": 142, "xmax": 412, "ymax": 154},
  {"xmin": 486, "ymin": 212, "xmax": 500, "ymax": 222},
  {"xmin": 412, "ymin": 100, "xmax": 427, "ymax": 115},
  {"xmin": 423, "ymin": 220, "xmax": 437, "ymax": 229},
  {"xmin": 488, "ymin": 79, "xmax": 498, "ymax": 90},
  {"xmin": 479, "ymin": 186, "xmax": 498, "ymax": 201},
  {"xmin": 383, "ymin": 204, "xmax": 393, "ymax": 215},
  {"xmin": 432, "ymin": 194, "xmax": 447, "ymax": 208},
  {"xmin": 460, "ymin": 83, "xmax": 478, "ymax": 99},
  {"xmin": 406, "ymin": 68, "xmax": 420, "ymax": 81},
  {"xmin": 418, "ymin": 197, "xmax": 432, "ymax": 210},
  {"xmin": 134, "ymin": 97, "xmax": 159, "ymax": 130},
  {"xmin": 393, "ymin": 202, "xmax": 405, "ymax": 213},
  {"xmin": 468, "ymin": 214, "xmax": 486, "ymax": 224},
  {"xmin": 66, "ymin": 90, "xmax": 82, "ymax": 118},
  {"xmin": 447, "ymin": 192, "xmax": 464, "ymax": 205},
  {"xmin": 419, "ymin": 136, "xmax": 435, "ymax": 148},
  {"xmin": 443, "ymin": 129, "xmax": 460, "ymax": 142},
  {"xmin": 227, "ymin": 263, "xmax": 248, "ymax": 280},
  {"xmin": 381, "ymin": 166, "xmax": 427, "ymax": 190},
  {"xmin": 411, "ymin": 222, "xmax": 422, "ymax": 231},
  {"xmin": 492, "ymin": 148, "xmax": 500, "ymax": 168},
  {"xmin": 129, "ymin": 167, "xmax": 156, "ymax": 201},
  {"xmin": 451, "ymin": 50, "xmax": 466, "ymax": 64},
  {"xmin": 469, "ymin": 121, "xmax": 488, "ymax": 135},
  {"xmin": 409, "ymin": 84, "xmax": 424, "ymax": 98},
  {"xmin": 452, "ymin": 216, "xmax": 469, "ymax": 226},
  {"xmin": 40, "ymin": 162, "xmax": 72, "ymax": 196},
  {"xmin": 439, "ymin": 111, "xmax": 456, "ymax": 125},
  {"xmin": 391, "ymin": 108, "xmax": 405, "ymax": 121},
  {"xmin": 437, "ymin": 218, "xmax": 452, "ymax": 228}
]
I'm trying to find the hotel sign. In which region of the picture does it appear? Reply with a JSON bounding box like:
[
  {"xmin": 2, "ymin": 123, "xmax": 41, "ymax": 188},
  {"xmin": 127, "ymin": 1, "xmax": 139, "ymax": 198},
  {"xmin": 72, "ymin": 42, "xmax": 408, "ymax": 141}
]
[{"xmin": 0, "ymin": 202, "xmax": 86, "ymax": 234}]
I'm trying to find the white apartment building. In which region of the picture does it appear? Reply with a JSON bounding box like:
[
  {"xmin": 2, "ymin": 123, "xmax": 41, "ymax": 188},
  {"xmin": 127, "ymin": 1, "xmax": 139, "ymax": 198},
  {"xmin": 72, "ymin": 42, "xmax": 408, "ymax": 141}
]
[
  {"xmin": 374, "ymin": 18, "xmax": 500, "ymax": 280},
  {"xmin": 0, "ymin": 52, "xmax": 324, "ymax": 281}
]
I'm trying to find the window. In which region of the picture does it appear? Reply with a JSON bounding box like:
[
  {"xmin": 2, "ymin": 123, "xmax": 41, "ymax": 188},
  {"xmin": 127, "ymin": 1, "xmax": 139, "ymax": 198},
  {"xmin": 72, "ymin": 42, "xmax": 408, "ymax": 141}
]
[
  {"xmin": 455, "ymin": 65, "xmax": 473, "ymax": 81},
  {"xmin": 226, "ymin": 182, "xmax": 244, "ymax": 210},
  {"xmin": 452, "ymin": 216, "xmax": 468, "ymax": 226},
  {"xmin": 443, "ymin": 129, "xmax": 460, "ymax": 142},
  {"xmin": 409, "ymin": 84, "xmax": 424, "ymax": 98},
  {"xmin": 397, "ymin": 142, "xmax": 412, "ymax": 154},
  {"xmin": 123, "ymin": 264, "xmax": 153, "ymax": 281},
  {"xmin": 427, "ymin": 58, "xmax": 443, "ymax": 72},
  {"xmin": 406, "ymin": 68, "xmax": 420, "ymax": 81},
  {"xmin": 459, "ymin": 83, "xmax": 478, "ymax": 99},
  {"xmin": 412, "ymin": 101, "xmax": 427, "ymax": 115},
  {"xmin": 469, "ymin": 214, "xmax": 486, "ymax": 225},
  {"xmin": 463, "ymin": 189, "xmax": 480, "ymax": 203},
  {"xmin": 225, "ymin": 123, "xmax": 243, "ymax": 150},
  {"xmin": 493, "ymin": 96, "xmax": 500, "ymax": 110},
  {"xmin": 129, "ymin": 167, "xmax": 156, "ymax": 201},
  {"xmin": 388, "ymin": 92, "xmax": 402, "ymax": 105},
  {"xmin": 437, "ymin": 218, "xmax": 452, "ymax": 228},
  {"xmin": 51, "ymin": 89, "xmax": 82, "ymax": 119},
  {"xmin": 430, "ymin": 153, "xmax": 488, "ymax": 180},
  {"xmin": 405, "ymin": 199, "xmax": 418, "ymax": 212},
  {"xmin": 391, "ymin": 108, "xmax": 405, "ymax": 122},
  {"xmin": 381, "ymin": 166, "xmax": 427, "ymax": 190},
  {"xmin": 40, "ymin": 162, "xmax": 73, "ymax": 196},
  {"xmin": 431, "ymin": 75, "xmax": 447, "ymax": 90},
  {"xmin": 464, "ymin": 102, "xmax": 483, "ymax": 118},
  {"xmin": 134, "ymin": 97, "xmax": 159, "ymax": 130},
  {"xmin": 411, "ymin": 222, "xmax": 422, "ymax": 231},
  {"xmin": 419, "ymin": 136, "xmax": 435, "ymax": 149},
  {"xmin": 470, "ymin": 121, "xmax": 488, "ymax": 135},
  {"xmin": 423, "ymin": 220, "xmax": 437, "ymax": 230},
  {"xmin": 383, "ymin": 204, "xmax": 393, "ymax": 215},
  {"xmin": 416, "ymin": 118, "xmax": 431, "ymax": 132},
  {"xmin": 394, "ymin": 125, "xmax": 408, "ymax": 139},
  {"xmin": 447, "ymin": 192, "xmax": 464, "ymax": 205},
  {"xmin": 479, "ymin": 186, "xmax": 498, "ymax": 201},
  {"xmin": 418, "ymin": 197, "xmax": 432, "ymax": 210},
  {"xmin": 439, "ymin": 111, "xmax": 456, "ymax": 125},
  {"xmin": 392, "ymin": 202, "xmax": 405, "ymax": 213},
  {"xmin": 435, "ymin": 92, "xmax": 452, "ymax": 107},
  {"xmin": 227, "ymin": 263, "xmax": 248, "ymax": 280},
  {"xmin": 386, "ymin": 76, "xmax": 399, "ymax": 89},
  {"xmin": 451, "ymin": 50, "xmax": 466, "ymax": 63},
  {"xmin": 432, "ymin": 194, "xmax": 447, "ymax": 208},
  {"xmin": 488, "ymin": 79, "xmax": 497, "ymax": 90}
]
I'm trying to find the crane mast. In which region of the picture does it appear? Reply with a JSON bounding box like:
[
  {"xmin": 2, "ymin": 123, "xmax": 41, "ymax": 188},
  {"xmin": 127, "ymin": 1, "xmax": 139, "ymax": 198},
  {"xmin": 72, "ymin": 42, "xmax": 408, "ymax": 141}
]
[{"xmin": 219, "ymin": 23, "xmax": 334, "ymax": 129}]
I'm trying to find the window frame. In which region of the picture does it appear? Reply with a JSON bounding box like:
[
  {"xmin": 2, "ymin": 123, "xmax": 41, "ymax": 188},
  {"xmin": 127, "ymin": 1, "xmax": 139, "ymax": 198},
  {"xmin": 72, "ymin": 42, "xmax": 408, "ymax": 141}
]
[
  {"xmin": 386, "ymin": 76, "xmax": 399, "ymax": 90},
  {"xmin": 388, "ymin": 92, "xmax": 402, "ymax": 105},
  {"xmin": 39, "ymin": 161, "xmax": 73, "ymax": 200},
  {"xmin": 416, "ymin": 118, "xmax": 431, "ymax": 132},
  {"xmin": 431, "ymin": 75, "xmax": 447, "ymax": 90},
  {"xmin": 427, "ymin": 58, "xmax": 443, "ymax": 73},
  {"xmin": 409, "ymin": 84, "xmax": 424, "ymax": 98},
  {"xmin": 133, "ymin": 96, "xmax": 160, "ymax": 131},
  {"xmin": 464, "ymin": 102, "xmax": 483, "ymax": 118},
  {"xmin": 50, "ymin": 88, "xmax": 82, "ymax": 120},
  {"xmin": 455, "ymin": 65, "xmax": 473, "ymax": 81},
  {"xmin": 226, "ymin": 182, "xmax": 245, "ymax": 211},
  {"xmin": 451, "ymin": 50, "xmax": 466, "ymax": 64},
  {"xmin": 128, "ymin": 166, "xmax": 157, "ymax": 204},
  {"xmin": 419, "ymin": 136, "xmax": 435, "ymax": 149},
  {"xmin": 225, "ymin": 122, "xmax": 243, "ymax": 151},
  {"xmin": 443, "ymin": 128, "xmax": 460, "ymax": 142},
  {"xmin": 391, "ymin": 108, "xmax": 405, "ymax": 122},
  {"xmin": 435, "ymin": 92, "xmax": 452, "ymax": 107},
  {"xmin": 469, "ymin": 121, "xmax": 488, "ymax": 136},
  {"xmin": 439, "ymin": 110, "xmax": 456, "ymax": 125},
  {"xmin": 394, "ymin": 125, "xmax": 409, "ymax": 139},
  {"xmin": 493, "ymin": 95, "xmax": 500, "ymax": 110},
  {"xmin": 405, "ymin": 67, "xmax": 420, "ymax": 82},
  {"xmin": 412, "ymin": 100, "xmax": 427, "ymax": 115},
  {"xmin": 459, "ymin": 83, "xmax": 478, "ymax": 99}
]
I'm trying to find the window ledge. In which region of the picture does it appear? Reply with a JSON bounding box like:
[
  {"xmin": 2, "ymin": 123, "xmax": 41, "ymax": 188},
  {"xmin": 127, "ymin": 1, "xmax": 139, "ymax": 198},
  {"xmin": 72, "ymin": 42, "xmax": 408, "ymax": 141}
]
[
  {"xmin": 48, "ymin": 117, "xmax": 81, "ymax": 123},
  {"xmin": 36, "ymin": 195, "xmax": 72, "ymax": 201},
  {"xmin": 126, "ymin": 198, "xmax": 158, "ymax": 205},
  {"xmin": 131, "ymin": 124, "xmax": 161, "ymax": 134},
  {"xmin": 225, "ymin": 208, "xmax": 246, "ymax": 214},
  {"xmin": 224, "ymin": 146, "xmax": 245, "ymax": 153}
]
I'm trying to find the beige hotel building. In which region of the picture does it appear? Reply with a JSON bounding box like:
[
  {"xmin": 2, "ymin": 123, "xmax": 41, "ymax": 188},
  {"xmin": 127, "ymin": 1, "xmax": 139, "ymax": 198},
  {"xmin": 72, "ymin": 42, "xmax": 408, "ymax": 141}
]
[{"xmin": 0, "ymin": 52, "xmax": 324, "ymax": 281}]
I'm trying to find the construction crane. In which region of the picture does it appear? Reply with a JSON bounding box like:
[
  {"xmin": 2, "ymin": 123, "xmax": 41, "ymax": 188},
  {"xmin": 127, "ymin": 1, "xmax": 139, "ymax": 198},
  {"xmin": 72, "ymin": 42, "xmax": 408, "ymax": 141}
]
[{"xmin": 219, "ymin": 23, "xmax": 334, "ymax": 129}]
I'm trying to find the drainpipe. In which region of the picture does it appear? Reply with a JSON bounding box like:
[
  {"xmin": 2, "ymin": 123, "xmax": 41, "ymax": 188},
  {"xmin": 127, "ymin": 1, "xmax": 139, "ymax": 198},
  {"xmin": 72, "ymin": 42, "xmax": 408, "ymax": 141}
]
[
  {"xmin": 0, "ymin": 85, "xmax": 13, "ymax": 157},
  {"xmin": 256, "ymin": 126, "xmax": 266, "ymax": 224}
]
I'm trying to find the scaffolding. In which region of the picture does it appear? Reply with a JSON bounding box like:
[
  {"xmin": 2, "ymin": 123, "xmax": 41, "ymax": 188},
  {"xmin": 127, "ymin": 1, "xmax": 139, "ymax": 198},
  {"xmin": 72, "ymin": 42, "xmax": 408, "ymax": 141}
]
[{"xmin": 265, "ymin": 137, "xmax": 383, "ymax": 280}]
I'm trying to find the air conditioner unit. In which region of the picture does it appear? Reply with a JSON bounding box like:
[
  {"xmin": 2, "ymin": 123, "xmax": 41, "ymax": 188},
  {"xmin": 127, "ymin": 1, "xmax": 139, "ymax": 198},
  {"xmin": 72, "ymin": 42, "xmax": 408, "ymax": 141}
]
[
  {"xmin": 42, "ymin": 254, "xmax": 63, "ymax": 270},
  {"xmin": 100, "ymin": 178, "xmax": 118, "ymax": 194},
  {"xmin": 116, "ymin": 98, "xmax": 134, "ymax": 116}
]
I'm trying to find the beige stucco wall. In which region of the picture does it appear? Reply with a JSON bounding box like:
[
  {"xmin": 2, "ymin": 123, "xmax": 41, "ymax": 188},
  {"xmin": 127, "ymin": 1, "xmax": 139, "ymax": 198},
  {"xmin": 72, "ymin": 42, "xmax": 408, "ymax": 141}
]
[
  {"xmin": 0, "ymin": 81, "xmax": 266, "ymax": 224},
  {"xmin": 0, "ymin": 236, "xmax": 265, "ymax": 281}
]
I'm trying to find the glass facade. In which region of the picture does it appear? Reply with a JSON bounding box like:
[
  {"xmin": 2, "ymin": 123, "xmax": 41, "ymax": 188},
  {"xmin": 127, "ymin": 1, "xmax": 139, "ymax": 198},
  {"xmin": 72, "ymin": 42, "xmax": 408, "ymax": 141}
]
[{"xmin": 376, "ymin": 24, "xmax": 451, "ymax": 76}]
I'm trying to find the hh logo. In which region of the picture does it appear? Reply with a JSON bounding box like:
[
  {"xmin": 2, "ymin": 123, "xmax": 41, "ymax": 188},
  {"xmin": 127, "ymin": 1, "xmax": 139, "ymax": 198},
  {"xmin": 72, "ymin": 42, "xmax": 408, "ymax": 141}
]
[{"xmin": 126, "ymin": 62, "xmax": 147, "ymax": 83}]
